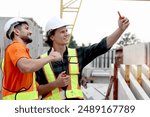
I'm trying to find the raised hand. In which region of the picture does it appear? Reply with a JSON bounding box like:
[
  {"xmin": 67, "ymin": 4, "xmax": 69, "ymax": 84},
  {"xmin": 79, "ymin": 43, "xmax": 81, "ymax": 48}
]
[
  {"xmin": 49, "ymin": 48, "xmax": 62, "ymax": 62},
  {"xmin": 118, "ymin": 11, "xmax": 130, "ymax": 31}
]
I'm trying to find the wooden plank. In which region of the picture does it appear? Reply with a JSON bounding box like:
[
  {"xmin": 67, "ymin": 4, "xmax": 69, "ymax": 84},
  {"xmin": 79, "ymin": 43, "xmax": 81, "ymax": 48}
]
[
  {"xmin": 110, "ymin": 65, "xmax": 136, "ymax": 100},
  {"xmin": 141, "ymin": 74, "xmax": 150, "ymax": 97},
  {"xmin": 142, "ymin": 64, "xmax": 150, "ymax": 80},
  {"xmin": 130, "ymin": 65, "xmax": 142, "ymax": 85},
  {"xmin": 117, "ymin": 72, "xmax": 136, "ymax": 100},
  {"xmin": 125, "ymin": 65, "xmax": 130, "ymax": 85},
  {"xmin": 120, "ymin": 65, "xmax": 149, "ymax": 100},
  {"xmin": 130, "ymin": 65, "xmax": 150, "ymax": 96},
  {"xmin": 141, "ymin": 65, "xmax": 150, "ymax": 97}
]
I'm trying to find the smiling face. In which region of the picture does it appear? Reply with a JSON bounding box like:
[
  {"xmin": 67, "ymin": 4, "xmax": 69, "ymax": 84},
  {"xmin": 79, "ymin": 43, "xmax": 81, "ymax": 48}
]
[{"xmin": 50, "ymin": 26, "xmax": 69, "ymax": 46}]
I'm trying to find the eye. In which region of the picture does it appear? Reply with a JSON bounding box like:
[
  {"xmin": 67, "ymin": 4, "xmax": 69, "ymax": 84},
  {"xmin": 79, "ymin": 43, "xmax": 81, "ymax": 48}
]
[
  {"xmin": 24, "ymin": 24, "xmax": 29, "ymax": 30},
  {"xmin": 66, "ymin": 29, "xmax": 68, "ymax": 32},
  {"xmin": 61, "ymin": 30, "xmax": 65, "ymax": 33},
  {"xmin": 61, "ymin": 29, "xmax": 68, "ymax": 34}
]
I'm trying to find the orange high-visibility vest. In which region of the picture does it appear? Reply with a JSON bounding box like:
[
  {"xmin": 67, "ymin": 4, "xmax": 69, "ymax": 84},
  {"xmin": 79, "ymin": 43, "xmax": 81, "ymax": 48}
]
[
  {"xmin": 41, "ymin": 48, "xmax": 84, "ymax": 100},
  {"xmin": 2, "ymin": 72, "xmax": 38, "ymax": 100}
]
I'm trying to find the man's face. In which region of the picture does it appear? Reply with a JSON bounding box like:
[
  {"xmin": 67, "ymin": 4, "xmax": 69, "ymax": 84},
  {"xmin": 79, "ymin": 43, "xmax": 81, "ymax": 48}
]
[
  {"xmin": 18, "ymin": 23, "xmax": 33, "ymax": 44},
  {"xmin": 51, "ymin": 26, "xmax": 69, "ymax": 46}
]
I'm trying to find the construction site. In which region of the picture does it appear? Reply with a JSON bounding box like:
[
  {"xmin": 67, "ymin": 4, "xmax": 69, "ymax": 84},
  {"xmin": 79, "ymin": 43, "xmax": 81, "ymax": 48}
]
[{"xmin": 0, "ymin": 0, "xmax": 150, "ymax": 100}]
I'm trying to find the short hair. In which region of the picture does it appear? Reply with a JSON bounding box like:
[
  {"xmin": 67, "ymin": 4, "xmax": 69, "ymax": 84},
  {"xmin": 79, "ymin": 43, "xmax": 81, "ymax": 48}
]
[
  {"xmin": 9, "ymin": 22, "xmax": 28, "ymax": 40},
  {"xmin": 45, "ymin": 29, "xmax": 56, "ymax": 47}
]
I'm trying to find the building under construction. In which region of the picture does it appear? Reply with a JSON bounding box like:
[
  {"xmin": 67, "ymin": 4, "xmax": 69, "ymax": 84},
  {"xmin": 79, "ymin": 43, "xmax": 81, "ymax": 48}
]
[
  {"xmin": 0, "ymin": 0, "xmax": 150, "ymax": 100},
  {"xmin": 82, "ymin": 43, "xmax": 150, "ymax": 100}
]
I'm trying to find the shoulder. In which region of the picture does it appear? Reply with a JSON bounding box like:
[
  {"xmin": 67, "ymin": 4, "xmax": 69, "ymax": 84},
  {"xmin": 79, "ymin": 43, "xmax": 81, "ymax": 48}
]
[{"xmin": 6, "ymin": 42, "xmax": 26, "ymax": 51}]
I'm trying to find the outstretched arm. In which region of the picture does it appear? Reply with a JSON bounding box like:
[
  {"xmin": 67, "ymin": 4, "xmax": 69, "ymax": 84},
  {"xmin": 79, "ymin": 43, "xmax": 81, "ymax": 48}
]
[
  {"xmin": 107, "ymin": 12, "xmax": 130, "ymax": 48},
  {"xmin": 17, "ymin": 49, "xmax": 62, "ymax": 73}
]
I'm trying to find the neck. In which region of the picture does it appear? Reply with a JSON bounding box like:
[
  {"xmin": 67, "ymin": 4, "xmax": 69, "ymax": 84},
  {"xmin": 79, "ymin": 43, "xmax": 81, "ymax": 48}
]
[
  {"xmin": 13, "ymin": 37, "xmax": 27, "ymax": 46},
  {"xmin": 53, "ymin": 44, "xmax": 66, "ymax": 56}
]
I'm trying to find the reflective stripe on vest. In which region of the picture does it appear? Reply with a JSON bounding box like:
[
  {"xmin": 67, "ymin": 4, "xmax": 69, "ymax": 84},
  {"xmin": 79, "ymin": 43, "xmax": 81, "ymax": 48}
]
[
  {"xmin": 66, "ymin": 48, "xmax": 83, "ymax": 99},
  {"xmin": 41, "ymin": 48, "xmax": 83, "ymax": 99},
  {"xmin": 2, "ymin": 73, "xmax": 38, "ymax": 100},
  {"xmin": 41, "ymin": 53, "xmax": 64, "ymax": 100}
]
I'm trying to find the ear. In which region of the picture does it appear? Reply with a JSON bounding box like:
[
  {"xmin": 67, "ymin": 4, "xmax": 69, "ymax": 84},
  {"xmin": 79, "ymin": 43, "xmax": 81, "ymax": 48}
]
[
  {"xmin": 50, "ymin": 35, "xmax": 54, "ymax": 41},
  {"xmin": 13, "ymin": 28, "xmax": 20, "ymax": 36}
]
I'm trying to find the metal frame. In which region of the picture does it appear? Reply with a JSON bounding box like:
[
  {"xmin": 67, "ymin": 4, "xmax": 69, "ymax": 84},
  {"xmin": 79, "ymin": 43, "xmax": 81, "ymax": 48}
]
[{"xmin": 60, "ymin": 0, "xmax": 82, "ymax": 45}]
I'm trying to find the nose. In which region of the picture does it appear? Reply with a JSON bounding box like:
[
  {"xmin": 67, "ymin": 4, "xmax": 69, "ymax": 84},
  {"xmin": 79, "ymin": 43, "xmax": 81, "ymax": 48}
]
[
  {"xmin": 29, "ymin": 30, "xmax": 32, "ymax": 35},
  {"xmin": 65, "ymin": 31, "xmax": 69, "ymax": 37}
]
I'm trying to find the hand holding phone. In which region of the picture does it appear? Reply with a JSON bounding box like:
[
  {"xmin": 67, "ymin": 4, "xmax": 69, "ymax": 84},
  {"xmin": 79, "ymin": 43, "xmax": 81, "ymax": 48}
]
[{"xmin": 118, "ymin": 11, "xmax": 124, "ymax": 19}]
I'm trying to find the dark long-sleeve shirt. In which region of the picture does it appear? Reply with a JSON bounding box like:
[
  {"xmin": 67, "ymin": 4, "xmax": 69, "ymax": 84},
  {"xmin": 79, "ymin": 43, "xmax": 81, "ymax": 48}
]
[{"xmin": 36, "ymin": 37, "xmax": 110, "ymax": 98}]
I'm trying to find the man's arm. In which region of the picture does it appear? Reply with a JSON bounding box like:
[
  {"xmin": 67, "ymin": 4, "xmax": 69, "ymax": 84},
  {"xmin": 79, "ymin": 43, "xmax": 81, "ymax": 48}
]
[
  {"xmin": 107, "ymin": 15, "xmax": 130, "ymax": 48},
  {"xmin": 17, "ymin": 51, "xmax": 62, "ymax": 73}
]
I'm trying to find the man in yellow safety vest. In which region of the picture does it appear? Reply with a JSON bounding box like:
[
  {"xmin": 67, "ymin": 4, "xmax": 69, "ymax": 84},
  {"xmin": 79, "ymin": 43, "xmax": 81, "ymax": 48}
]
[{"xmin": 36, "ymin": 15, "xmax": 130, "ymax": 100}]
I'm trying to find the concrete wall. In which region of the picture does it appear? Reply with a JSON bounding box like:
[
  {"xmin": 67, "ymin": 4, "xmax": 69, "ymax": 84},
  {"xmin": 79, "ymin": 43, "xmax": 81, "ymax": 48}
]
[{"xmin": 123, "ymin": 43, "xmax": 146, "ymax": 65}]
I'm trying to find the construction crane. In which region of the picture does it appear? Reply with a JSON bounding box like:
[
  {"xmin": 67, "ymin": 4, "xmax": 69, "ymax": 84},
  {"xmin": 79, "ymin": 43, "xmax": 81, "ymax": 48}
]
[{"xmin": 60, "ymin": 0, "xmax": 82, "ymax": 44}]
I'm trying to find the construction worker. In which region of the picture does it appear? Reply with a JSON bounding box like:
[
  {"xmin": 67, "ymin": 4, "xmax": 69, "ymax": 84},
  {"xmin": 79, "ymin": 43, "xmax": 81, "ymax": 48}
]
[
  {"xmin": 36, "ymin": 15, "xmax": 130, "ymax": 100},
  {"xmin": 2, "ymin": 17, "xmax": 62, "ymax": 100}
]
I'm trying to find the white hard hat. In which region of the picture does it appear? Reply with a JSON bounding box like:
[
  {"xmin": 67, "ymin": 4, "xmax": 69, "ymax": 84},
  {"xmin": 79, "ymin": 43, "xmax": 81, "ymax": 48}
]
[
  {"xmin": 4, "ymin": 17, "xmax": 28, "ymax": 39},
  {"xmin": 45, "ymin": 17, "xmax": 68, "ymax": 33}
]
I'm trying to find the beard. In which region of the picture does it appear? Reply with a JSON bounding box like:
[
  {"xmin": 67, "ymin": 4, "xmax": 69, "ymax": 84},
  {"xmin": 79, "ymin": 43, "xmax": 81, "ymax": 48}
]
[{"xmin": 21, "ymin": 35, "xmax": 32, "ymax": 44}]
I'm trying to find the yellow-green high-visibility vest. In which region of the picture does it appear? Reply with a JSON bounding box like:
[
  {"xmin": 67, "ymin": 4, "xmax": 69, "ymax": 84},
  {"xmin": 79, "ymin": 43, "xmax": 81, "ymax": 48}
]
[
  {"xmin": 66, "ymin": 48, "xmax": 84, "ymax": 99},
  {"xmin": 1, "ymin": 58, "xmax": 4, "ymax": 72},
  {"xmin": 41, "ymin": 48, "xmax": 84, "ymax": 100},
  {"xmin": 40, "ymin": 53, "xmax": 65, "ymax": 100}
]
